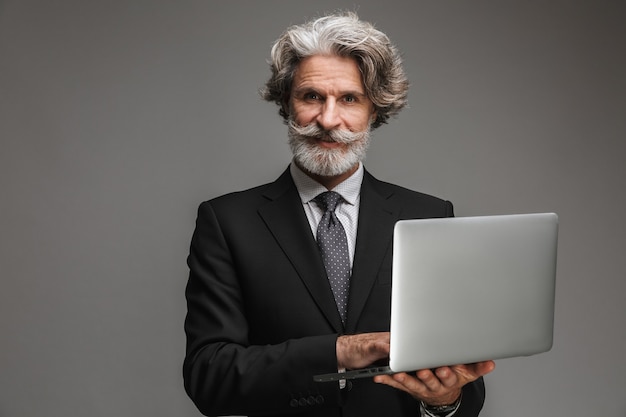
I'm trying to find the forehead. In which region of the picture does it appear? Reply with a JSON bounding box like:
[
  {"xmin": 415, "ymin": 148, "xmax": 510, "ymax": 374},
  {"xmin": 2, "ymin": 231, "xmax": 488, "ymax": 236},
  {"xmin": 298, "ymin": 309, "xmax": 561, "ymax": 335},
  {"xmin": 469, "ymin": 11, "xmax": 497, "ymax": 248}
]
[{"xmin": 292, "ymin": 55, "xmax": 366, "ymax": 93}]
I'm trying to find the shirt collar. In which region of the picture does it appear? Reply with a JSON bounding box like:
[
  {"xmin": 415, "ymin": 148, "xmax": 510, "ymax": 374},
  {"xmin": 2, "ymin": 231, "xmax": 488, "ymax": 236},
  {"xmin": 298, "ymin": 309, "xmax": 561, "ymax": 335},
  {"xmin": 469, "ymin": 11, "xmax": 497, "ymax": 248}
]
[{"xmin": 290, "ymin": 161, "xmax": 364, "ymax": 206}]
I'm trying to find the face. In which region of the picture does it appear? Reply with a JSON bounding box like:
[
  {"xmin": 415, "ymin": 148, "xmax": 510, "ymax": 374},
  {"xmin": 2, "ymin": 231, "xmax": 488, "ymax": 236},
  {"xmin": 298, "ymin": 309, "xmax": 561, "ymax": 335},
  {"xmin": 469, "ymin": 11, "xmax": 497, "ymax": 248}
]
[{"xmin": 288, "ymin": 55, "xmax": 376, "ymax": 178}]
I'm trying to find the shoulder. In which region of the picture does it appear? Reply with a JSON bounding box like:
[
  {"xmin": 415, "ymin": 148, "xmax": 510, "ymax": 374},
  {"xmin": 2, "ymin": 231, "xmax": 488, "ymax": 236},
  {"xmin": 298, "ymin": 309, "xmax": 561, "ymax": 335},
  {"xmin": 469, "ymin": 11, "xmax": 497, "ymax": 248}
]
[
  {"xmin": 197, "ymin": 167, "xmax": 295, "ymax": 216},
  {"xmin": 363, "ymin": 170, "xmax": 454, "ymax": 218},
  {"xmin": 196, "ymin": 182, "xmax": 272, "ymax": 221}
]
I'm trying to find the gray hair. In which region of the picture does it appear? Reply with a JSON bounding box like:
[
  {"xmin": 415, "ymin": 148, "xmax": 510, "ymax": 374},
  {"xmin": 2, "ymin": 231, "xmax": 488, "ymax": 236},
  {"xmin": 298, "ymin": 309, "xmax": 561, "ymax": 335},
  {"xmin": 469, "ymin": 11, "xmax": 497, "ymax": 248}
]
[{"xmin": 261, "ymin": 12, "xmax": 409, "ymax": 129}]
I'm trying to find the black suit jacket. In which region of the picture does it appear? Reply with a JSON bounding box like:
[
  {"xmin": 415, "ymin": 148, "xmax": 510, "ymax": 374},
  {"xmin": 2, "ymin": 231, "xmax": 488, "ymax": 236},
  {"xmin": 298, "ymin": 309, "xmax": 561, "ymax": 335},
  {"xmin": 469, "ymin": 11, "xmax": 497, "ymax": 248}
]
[{"xmin": 184, "ymin": 167, "xmax": 485, "ymax": 417}]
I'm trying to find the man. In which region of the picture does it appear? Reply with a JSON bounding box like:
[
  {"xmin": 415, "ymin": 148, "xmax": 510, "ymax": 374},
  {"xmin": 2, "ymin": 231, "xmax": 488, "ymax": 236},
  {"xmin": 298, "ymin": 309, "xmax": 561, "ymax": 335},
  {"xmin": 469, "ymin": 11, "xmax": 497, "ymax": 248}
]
[{"xmin": 184, "ymin": 12, "xmax": 495, "ymax": 417}]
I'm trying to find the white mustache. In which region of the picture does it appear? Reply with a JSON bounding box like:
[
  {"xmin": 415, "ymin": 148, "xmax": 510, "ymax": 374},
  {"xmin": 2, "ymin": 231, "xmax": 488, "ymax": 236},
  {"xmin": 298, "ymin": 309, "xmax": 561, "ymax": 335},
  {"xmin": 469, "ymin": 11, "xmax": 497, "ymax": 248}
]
[{"xmin": 288, "ymin": 120, "xmax": 368, "ymax": 144}]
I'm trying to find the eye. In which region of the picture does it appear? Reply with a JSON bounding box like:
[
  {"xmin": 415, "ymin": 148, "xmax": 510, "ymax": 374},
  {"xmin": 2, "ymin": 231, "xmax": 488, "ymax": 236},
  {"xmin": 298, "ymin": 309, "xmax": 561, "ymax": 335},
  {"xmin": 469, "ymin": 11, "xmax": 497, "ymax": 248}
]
[
  {"xmin": 343, "ymin": 95, "xmax": 357, "ymax": 103},
  {"xmin": 303, "ymin": 92, "xmax": 322, "ymax": 101}
]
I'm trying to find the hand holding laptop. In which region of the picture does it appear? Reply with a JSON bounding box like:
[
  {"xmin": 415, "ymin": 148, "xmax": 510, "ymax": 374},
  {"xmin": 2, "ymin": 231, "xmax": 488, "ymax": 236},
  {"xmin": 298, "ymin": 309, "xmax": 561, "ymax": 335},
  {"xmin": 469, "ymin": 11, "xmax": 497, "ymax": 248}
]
[
  {"xmin": 336, "ymin": 331, "xmax": 495, "ymax": 407},
  {"xmin": 373, "ymin": 359, "xmax": 495, "ymax": 407}
]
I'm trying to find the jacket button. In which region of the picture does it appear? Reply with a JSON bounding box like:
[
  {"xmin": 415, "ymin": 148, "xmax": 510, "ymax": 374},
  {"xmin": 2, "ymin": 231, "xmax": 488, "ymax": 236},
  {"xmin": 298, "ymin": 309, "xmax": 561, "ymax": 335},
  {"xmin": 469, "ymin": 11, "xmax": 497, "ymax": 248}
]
[
  {"xmin": 298, "ymin": 398, "xmax": 307, "ymax": 407},
  {"xmin": 315, "ymin": 395, "xmax": 325, "ymax": 404},
  {"xmin": 289, "ymin": 399, "xmax": 299, "ymax": 408},
  {"xmin": 346, "ymin": 380, "xmax": 353, "ymax": 391}
]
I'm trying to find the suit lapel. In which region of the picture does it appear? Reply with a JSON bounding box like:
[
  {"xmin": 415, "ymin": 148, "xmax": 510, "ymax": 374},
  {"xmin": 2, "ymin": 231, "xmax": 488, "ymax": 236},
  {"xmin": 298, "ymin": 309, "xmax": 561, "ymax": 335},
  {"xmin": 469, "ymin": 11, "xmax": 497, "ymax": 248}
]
[
  {"xmin": 257, "ymin": 168, "xmax": 401, "ymax": 334},
  {"xmin": 346, "ymin": 172, "xmax": 399, "ymax": 332},
  {"xmin": 258, "ymin": 169, "xmax": 344, "ymax": 332}
]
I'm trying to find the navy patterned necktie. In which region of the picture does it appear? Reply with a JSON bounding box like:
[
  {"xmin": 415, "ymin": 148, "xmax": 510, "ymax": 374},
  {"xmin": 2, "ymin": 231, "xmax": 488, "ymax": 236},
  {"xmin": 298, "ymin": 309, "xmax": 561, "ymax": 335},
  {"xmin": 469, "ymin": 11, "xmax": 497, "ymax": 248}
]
[{"xmin": 314, "ymin": 191, "xmax": 351, "ymax": 324}]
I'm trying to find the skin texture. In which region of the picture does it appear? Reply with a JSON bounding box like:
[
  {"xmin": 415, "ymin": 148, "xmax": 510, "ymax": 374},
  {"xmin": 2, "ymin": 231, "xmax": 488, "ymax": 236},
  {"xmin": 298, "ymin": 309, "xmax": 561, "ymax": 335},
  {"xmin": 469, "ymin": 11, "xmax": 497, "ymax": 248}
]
[{"xmin": 288, "ymin": 55, "xmax": 496, "ymax": 407}]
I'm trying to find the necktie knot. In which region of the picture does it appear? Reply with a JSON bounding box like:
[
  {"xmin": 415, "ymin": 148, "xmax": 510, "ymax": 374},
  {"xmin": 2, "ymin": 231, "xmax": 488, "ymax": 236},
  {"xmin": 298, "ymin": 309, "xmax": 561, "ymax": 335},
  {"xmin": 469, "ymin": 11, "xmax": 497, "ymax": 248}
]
[{"xmin": 314, "ymin": 191, "xmax": 342, "ymax": 213}]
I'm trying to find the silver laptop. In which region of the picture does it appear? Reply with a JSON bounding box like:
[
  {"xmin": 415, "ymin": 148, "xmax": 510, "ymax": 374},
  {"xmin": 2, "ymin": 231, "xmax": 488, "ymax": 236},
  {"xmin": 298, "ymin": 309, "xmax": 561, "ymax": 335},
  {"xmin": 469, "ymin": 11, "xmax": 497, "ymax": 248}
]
[{"xmin": 314, "ymin": 213, "xmax": 558, "ymax": 382}]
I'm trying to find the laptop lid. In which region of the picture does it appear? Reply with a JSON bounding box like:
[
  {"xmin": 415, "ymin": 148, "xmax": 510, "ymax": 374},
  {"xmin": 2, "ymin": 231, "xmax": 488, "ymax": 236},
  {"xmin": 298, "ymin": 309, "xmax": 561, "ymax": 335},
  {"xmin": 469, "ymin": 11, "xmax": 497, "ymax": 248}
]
[{"xmin": 389, "ymin": 212, "xmax": 558, "ymax": 371}]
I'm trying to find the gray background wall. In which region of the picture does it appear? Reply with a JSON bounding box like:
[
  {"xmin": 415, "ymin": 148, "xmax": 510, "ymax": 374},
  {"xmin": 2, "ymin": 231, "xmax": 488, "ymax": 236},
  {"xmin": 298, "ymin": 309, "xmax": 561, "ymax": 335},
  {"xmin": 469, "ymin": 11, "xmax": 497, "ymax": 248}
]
[{"xmin": 1, "ymin": 1, "xmax": 624, "ymax": 416}]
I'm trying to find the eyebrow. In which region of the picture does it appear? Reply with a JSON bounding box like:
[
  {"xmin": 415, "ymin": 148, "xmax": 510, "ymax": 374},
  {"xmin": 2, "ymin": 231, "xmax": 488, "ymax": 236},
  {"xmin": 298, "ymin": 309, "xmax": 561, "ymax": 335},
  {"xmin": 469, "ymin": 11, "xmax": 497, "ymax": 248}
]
[{"xmin": 292, "ymin": 86, "xmax": 367, "ymax": 98}]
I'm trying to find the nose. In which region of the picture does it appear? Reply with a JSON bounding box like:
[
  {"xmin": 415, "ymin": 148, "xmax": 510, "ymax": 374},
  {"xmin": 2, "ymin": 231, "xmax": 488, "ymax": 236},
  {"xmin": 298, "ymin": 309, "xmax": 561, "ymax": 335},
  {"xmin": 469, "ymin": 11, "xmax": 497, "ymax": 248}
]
[{"xmin": 316, "ymin": 99, "xmax": 341, "ymax": 131}]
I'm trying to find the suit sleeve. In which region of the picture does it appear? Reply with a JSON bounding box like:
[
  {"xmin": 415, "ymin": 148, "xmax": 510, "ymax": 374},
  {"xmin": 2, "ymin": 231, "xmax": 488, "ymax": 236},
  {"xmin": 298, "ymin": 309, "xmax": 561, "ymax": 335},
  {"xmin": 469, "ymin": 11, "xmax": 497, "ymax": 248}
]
[{"xmin": 183, "ymin": 201, "xmax": 340, "ymax": 416}]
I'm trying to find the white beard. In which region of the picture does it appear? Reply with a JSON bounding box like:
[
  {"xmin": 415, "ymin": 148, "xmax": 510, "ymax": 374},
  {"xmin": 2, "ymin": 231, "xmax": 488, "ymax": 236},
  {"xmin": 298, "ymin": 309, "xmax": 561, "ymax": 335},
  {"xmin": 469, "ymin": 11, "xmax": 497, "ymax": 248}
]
[{"xmin": 287, "ymin": 119, "xmax": 371, "ymax": 177}]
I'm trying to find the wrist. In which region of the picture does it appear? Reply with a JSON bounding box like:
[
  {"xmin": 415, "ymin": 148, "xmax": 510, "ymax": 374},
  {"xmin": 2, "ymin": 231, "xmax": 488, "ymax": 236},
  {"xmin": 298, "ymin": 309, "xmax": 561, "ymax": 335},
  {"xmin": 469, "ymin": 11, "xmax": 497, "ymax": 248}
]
[
  {"xmin": 336, "ymin": 335, "xmax": 347, "ymax": 369},
  {"xmin": 422, "ymin": 391, "xmax": 462, "ymax": 416},
  {"xmin": 424, "ymin": 389, "xmax": 461, "ymax": 407}
]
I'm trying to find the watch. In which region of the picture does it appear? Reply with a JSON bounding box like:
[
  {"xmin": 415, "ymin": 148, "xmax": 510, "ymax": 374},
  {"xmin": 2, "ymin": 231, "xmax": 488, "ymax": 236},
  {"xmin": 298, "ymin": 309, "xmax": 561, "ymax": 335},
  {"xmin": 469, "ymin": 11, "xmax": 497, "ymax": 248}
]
[
  {"xmin": 427, "ymin": 404, "xmax": 457, "ymax": 415},
  {"xmin": 422, "ymin": 398, "xmax": 460, "ymax": 416}
]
